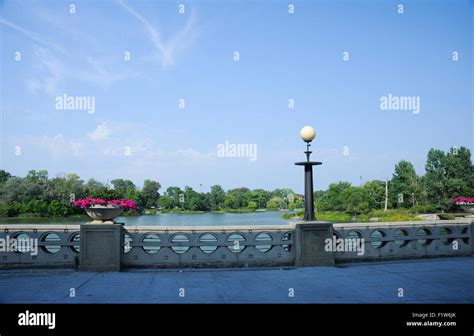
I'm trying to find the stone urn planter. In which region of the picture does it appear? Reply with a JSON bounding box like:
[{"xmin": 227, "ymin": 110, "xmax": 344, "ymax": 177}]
[
  {"xmin": 460, "ymin": 204, "xmax": 474, "ymax": 217},
  {"xmin": 84, "ymin": 205, "xmax": 124, "ymax": 224}
]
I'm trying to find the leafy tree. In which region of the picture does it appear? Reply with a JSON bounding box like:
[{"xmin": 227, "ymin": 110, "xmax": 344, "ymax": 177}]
[
  {"xmin": 159, "ymin": 196, "xmax": 173, "ymax": 209},
  {"xmin": 266, "ymin": 197, "xmax": 285, "ymax": 209},
  {"xmin": 294, "ymin": 198, "xmax": 304, "ymax": 209},
  {"xmin": 424, "ymin": 149, "xmax": 446, "ymax": 207},
  {"xmin": 340, "ymin": 187, "xmax": 370, "ymax": 215},
  {"xmin": 424, "ymin": 146, "xmax": 474, "ymax": 210},
  {"xmin": 26, "ymin": 169, "xmax": 48, "ymax": 182},
  {"xmin": 224, "ymin": 194, "xmax": 238, "ymax": 209},
  {"xmin": 390, "ymin": 161, "xmax": 421, "ymax": 208},
  {"xmin": 111, "ymin": 179, "xmax": 136, "ymax": 198},
  {"xmin": 165, "ymin": 186, "xmax": 184, "ymax": 209},
  {"xmin": 226, "ymin": 188, "xmax": 251, "ymax": 208},
  {"xmin": 316, "ymin": 182, "xmax": 352, "ymax": 211},
  {"xmin": 209, "ymin": 185, "xmax": 225, "ymax": 210},
  {"xmin": 86, "ymin": 179, "xmax": 120, "ymax": 199},
  {"xmin": 141, "ymin": 179, "xmax": 161, "ymax": 208},
  {"xmin": 0, "ymin": 170, "xmax": 11, "ymax": 184},
  {"xmin": 250, "ymin": 189, "xmax": 271, "ymax": 209},
  {"xmin": 183, "ymin": 186, "xmax": 209, "ymax": 211},
  {"xmin": 363, "ymin": 180, "xmax": 386, "ymax": 210},
  {"xmin": 247, "ymin": 201, "xmax": 258, "ymax": 210},
  {"xmin": 2, "ymin": 176, "xmax": 44, "ymax": 203}
]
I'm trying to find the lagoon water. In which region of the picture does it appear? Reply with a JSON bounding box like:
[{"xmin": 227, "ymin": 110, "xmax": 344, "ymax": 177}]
[{"xmin": 0, "ymin": 211, "xmax": 292, "ymax": 226}]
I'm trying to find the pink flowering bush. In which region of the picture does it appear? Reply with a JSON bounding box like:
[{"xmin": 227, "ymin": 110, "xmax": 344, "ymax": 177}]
[
  {"xmin": 452, "ymin": 197, "xmax": 474, "ymax": 204},
  {"xmin": 72, "ymin": 197, "xmax": 138, "ymax": 209}
]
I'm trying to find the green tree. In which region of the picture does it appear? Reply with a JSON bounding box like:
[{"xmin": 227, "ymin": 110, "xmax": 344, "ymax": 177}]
[
  {"xmin": 363, "ymin": 180, "xmax": 386, "ymax": 210},
  {"xmin": 339, "ymin": 187, "xmax": 370, "ymax": 215},
  {"xmin": 226, "ymin": 188, "xmax": 251, "ymax": 208},
  {"xmin": 0, "ymin": 170, "xmax": 12, "ymax": 184},
  {"xmin": 111, "ymin": 179, "xmax": 136, "ymax": 198},
  {"xmin": 250, "ymin": 189, "xmax": 271, "ymax": 209},
  {"xmin": 224, "ymin": 194, "xmax": 238, "ymax": 209},
  {"xmin": 424, "ymin": 147, "xmax": 474, "ymax": 210},
  {"xmin": 26, "ymin": 169, "xmax": 48, "ymax": 182},
  {"xmin": 424, "ymin": 149, "xmax": 446, "ymax": 208},
  {"xmin": 266, "ymin": 197, "xmax": 285, "ymax": 209},
  {"xmin": 390, "ymin": 160, "xmax": 420, "ymax": 208},
  {"xmin": 183, "ymin": 186, "xmax": 208, "ymax": 211},
  {"xmin": 86, "ymin": 179, "xmax": 120, "ymax": 199},
  {"xmin": 316, "ymin": 182, "xmax": 352, "ymax": 211},
  {"xmin": 247, "ymin": 200, "xmax": 258, "ymax": 210},
  {"xmin": 209, "ymin": 185, "xmax": 225, "ymax": 210},
  {"xmin": 141, "ymin": 179, "xmax": 161, "ymax": 208},
  {"xmin": 159, "ymin": 196, "xmax": 173, "ymax": 209},
  {"xmin": 165, "ymin": 186, "xmax": 184, "ymax": 209}
]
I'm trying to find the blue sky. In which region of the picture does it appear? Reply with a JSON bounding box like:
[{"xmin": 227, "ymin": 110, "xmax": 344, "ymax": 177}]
[{"xmin": 1, "ymin": 0, "xmax": 472, "ymax": 193}]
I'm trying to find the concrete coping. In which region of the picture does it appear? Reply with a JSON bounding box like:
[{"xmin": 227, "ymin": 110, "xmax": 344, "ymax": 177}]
[
  {"xmin": 123, "ymin": 224, "xmax": 296, "ymax": 231},
  {"xmin": 0, "ymin": 224, "xmax": 81, "ymax": 231},
  {"xmin": 0, "ymin": 218, "xmax": 471, "ymax": 232},
  {"xmin": 0, "ymin": 223, "xmax": 296, "ymax": 232},
  {"xmin": 333, "ymin": 218, "xmax": 473, "ymax": 229}
]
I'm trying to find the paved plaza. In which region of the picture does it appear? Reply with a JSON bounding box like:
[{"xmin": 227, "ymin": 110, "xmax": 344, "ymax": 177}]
[{"xmin": 1, "ymin": 257, "xmax": 473, "ymax": 303}]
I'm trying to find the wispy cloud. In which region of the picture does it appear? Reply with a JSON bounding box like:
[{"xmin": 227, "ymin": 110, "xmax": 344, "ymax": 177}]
[
  {"xmin": 32, "ymin": 7, "xmax": 101, "ymax": 49},
  {"xmin": 27, "ymin": 47, "xmax": 64, "ymax": 95},
  {"xmin": 0, "ymin": 17, "xmax": 68, "ymax": 54},
  {"xmin": 26, "ymin": 46, "xmax": 138, "ymax": 96},
  {"xmin": 87, "ymin": 122, "xmax": 111, "ymax": 141},
  {"xmin": 116, "ymin": 0, "xmax": 198, "ymax": 68},
  {"xmin": 169, "ymin": 148, "xmax": 214, "ymax": 160}
]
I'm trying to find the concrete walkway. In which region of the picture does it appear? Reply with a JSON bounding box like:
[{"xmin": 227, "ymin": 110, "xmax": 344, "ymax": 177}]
[{"xmin": 1, "ymin": 257, "xmax": 473, "ymax": 303}]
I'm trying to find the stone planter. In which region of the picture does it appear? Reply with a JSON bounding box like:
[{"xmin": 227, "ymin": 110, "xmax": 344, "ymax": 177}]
[
  {"xmin": 84, "ymin": 206, "xmax": 124, "ymax": 224},
  {"xmin": 460, "ymin": 204, "xmax": 474, "ymax": 217}
]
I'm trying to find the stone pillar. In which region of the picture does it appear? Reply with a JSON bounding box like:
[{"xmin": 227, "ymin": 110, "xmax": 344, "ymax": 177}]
[
  {"xmin": 294, "ymin": 221, "xmax": 334, "ymax": 266},
  {"xmin": 78, "ymin": 224, "xmax": 122, "ymax": 272}
]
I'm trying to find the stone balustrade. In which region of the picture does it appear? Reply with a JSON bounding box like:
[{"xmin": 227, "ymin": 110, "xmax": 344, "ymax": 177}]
[{"xmin": 0, "ymin": 218, "xmax": 472, "ymax": 270}]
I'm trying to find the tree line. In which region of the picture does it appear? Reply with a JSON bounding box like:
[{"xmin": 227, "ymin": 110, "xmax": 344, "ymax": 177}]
[
  {"xmin": 0, "ymin": 146, "xmax": 472, "ymax": 218},
  {"xmin": 0, "ymin": 170, "xmax": 303, "ymax": 217},
  {"xmin": 0, "ymin": 171, "xmax": 162, "ymax": 217},
  {"xmin": 316, "ymin": 147, "xmax": 474, "ymax": 215}
]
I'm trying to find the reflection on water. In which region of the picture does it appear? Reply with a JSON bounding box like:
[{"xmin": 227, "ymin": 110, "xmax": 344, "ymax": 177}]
[{"xmin": 0, "ymin": 211, "xmax": 292, "ymax": 226}]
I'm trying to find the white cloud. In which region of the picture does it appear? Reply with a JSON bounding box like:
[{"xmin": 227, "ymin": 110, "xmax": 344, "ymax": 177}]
[
  {"xmin": 34, "ymin": 134, "xmax": 85, "ymax": 159},
  {"xmin": 26, "ymin": 46, "xmax": 139, "ymax": 96},
  {"xmin": 0, "ymin": 17, "xmax": 68, "ymax": 54},
  {"xmin": 116, "ymin": 0, "xmax": 198, "ymax": 68},
  {"xmin": 169, "ymin": 148, "xmax": 213, "ymax": 160},
  {"xmin": 27, "ymin": 47, "xmax": 64, "ymax": 96},
  {"xmin": 87, "ymin": 123, "xmax": 111, "ymax": 141}
]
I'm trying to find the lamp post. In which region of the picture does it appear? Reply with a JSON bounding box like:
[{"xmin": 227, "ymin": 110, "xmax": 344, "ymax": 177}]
[{"xmin": 295, "ymin": 126, "xmax": 322, "ymax": 221}]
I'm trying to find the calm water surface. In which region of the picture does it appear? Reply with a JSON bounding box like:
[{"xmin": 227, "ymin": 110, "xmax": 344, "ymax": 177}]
[{"xmin": 0, "ymin": 211, "xmax": 293, "ymax": 226}]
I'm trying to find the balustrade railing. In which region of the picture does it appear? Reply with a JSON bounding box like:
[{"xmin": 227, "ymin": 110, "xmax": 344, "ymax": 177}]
[{"xmin": 0, "ymin": 219, "xmax": 472, "ymax": 268}]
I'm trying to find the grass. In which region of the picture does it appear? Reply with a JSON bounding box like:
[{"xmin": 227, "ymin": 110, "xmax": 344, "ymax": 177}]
[
  {"xmin": 159, "ymin": 209, "xmax": 206, "ymax": 214},
  {"xmin": 280, "ymin": 209, "xmax": 423, "ymax": 222}
]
